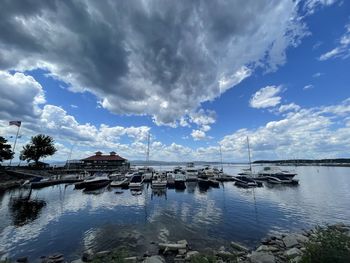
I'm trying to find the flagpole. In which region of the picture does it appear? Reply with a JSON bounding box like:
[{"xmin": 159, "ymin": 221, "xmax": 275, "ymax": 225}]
[{"xmin": 9, "ymin": 125, "xmax": 21, "ymax": 166}]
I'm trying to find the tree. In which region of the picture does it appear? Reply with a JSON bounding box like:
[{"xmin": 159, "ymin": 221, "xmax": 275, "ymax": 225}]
[
  {"xmin": 0, "ymin": 136, "xmax": 14, "ymax": 163},
  {"xmin": 20, "ymin": 134, "xmax": 57, "ymax": 167}
]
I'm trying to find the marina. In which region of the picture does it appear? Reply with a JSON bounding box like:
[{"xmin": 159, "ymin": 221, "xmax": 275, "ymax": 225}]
[{"xmin": 0, "ymin": 165, "xmax": 349, "ymax": 262}]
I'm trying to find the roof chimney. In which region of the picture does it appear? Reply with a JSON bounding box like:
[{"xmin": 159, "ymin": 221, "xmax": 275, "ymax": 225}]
[{"xmin": 95, "ymin": 151, "xmax": 102, "ymax": 156}]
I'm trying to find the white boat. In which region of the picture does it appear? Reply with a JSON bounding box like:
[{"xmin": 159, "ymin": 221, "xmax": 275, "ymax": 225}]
[
  {"xmin": 185, "ymin": 163, "xmax": 199, "ymax": 181},
  {"xmin": 129, "ymin": 174, "xmax": 144, "ymax": 189},
  {"xmin": 110, "ymin": 178, "xmax": 129, "ymax": 188},
  {"xmin": 151, "ymin": 173, "xmax": 167, "ymax": 189},
  {"xmin": 108, "ymin": 172, "xmax": 123, "ymax": 180},
  {"xmin": 266, "ymin": 176, "xmax": 299, "ymax": 185}
]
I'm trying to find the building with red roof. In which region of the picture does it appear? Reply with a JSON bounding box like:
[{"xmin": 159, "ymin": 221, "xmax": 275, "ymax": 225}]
[{"xmin": 79, "ymin": 151, "xmax": 129, "ymax": 170}]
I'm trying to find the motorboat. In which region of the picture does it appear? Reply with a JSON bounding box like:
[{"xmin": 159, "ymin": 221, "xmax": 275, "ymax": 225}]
[
  {"xmin": 151, "ymin": 173, "xmax": 167, "ymax": 189},
  {"xmin": 75, "ymin": 176, "xmax": 110, "ymax": 190},
  {"xmin": 198, "ymin": 178, "xmax": 210, "ymax": 190},
  {"xmin": 185, "ymin": 164, "xmax": 199, "ymax": 181},
  {"xmin": 174, "ymin": 173, "xmax": 186, "ymax": 190},
  {"xmin": 110, "ymin": 178, "xmax": 129, "ymax": 188},
  {"xmin": 129, "ymin": 174, "xmax": 144, "ymax": 190},
  {"xmin": 108, "ymin": 172, "xmax": 123, "ymax": 180},
  {"xmin": 166, "ymin": 172, "xmax": 175, "ymax": 188},
  {"xmin": 257, "ymin": 167, "xmax": 297, "ymax": 179},
  {"xmin": 233, "ymin": 176, "xmax": 262, "ymax": 188},
  {"xmin": 265, "ymin": 176, "xmax": 299, "ymax": 185}
]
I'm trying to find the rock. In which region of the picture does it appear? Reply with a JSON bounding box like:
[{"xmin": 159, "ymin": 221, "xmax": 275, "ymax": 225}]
[
  {"xmin": 81, "ymin": 250, "xmax": 94, "ymax": 262},
  {"xmin": 291, "ymin": 256, "xmax": 302, "ymax": 263},
  {"xmin": 185, "ymin": 251, "xmax": 199, "ymax": 260},
  {"xmin": 71, "ymin": 260, "xmax": 84, "ymax": 263},
  {"xmin": 178, "ymin": 249, "xmax": 187, "ymax": 255},
  {"xmin": 95, "ymin": 250, "xmax": 111, "ymax": 257},
  {"xmin": 124, "ymin": 256, "xmax": 138, "ymax": 263},
  {"xmin": 231, "ymin": 241, "xmax": 249, "ymax": 252},
  {"xmin": 143, "ymin": 255, "xmax": 165, "ymax": 263},
  {"xmin": 16, "ymin": 257, "xmax": 28, "ymax": 263},
  {"xmin": 256, "ymin": 245, "xmax": 279, "ymax": 252},
  {"xmin": 295, "ymin": 234, "xmax": 309, "ymax": 244},
  {"xmin": 250, "ymin": 251, "xmax": 276, "ymax": 263},
  {"xmin": 174, "ymin": 255, "xmax": 185, "ymax": 263},
  {"xmin": 282, "ymin": 235, "xmax": 299, "ymax": 248},
  {"xmin": 285, "ymin": 248, "xmax": 302, "ymax": 259},
  {"xmin": 177, "ymin": 240, "xmax": 188, "ymax": 246},
  {"xmin": 159, "ymin": 243, "xmax": 187, "ymax": 251},
  {"xmin": 219, "ymin": 246, "xmax": 226, "ymax": 252}
]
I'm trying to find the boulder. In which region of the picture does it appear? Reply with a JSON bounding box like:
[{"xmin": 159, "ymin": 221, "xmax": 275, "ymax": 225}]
[
  {"xmin": 294, "ymin": 234, "xmax": 309, "ymax": 244},
  {"xmin": 71, "ymin": 260, "xmax": 84, "ymax": 263},
  {"xmin": 178, "ymin": 249, "xmax": 187, "ymax": 255},
  {"xmin": 124, "ymin": 256, "xmax": 138, "ymax": 263},
  {"xmin": 250, "ymin": 251, "xmax": 276, "ymax": 263},
  {"xmin": 231, "ymin": 242, "xmax": 249, "ymax": 252},
  {"xmin": 143, "ymin": 255, "xmax": 165, "ymax": 263},
  {"xmin": 285, "ymin": 248, "xmax": 302, "ymax": 259},
  {"xmin": 81, "ymin": 250, "xmax": 94, "ymax": 262},
  {"xmin": 95, "ymin": 250, "xmax": 111, "ymax": 258},
  {"xmin": 256, "ymin": 245, "xmax": 279, "ymax": 252},
  {"xmin": 185, "ymin": 251, "xmax": 199, "ymax": 260},
  {"xmin": 177, "ymin": 240, "xmax": 188, "ymax": 247},
  {"xmin": 282, "ymin": 235, "xmax": 299, "ymax": 248}
]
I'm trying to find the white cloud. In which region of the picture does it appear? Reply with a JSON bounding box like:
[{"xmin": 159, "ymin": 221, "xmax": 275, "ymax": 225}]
[
  {"xmin": 303, "ymin": 84, "xmax": 314, "ymax": 90},
  {"xmin": 249, "ymin": 85, "xmax": 282, "ymax": 109},
  {"xmin": 191, "ymin": 130, "xmax": 206, "ymax": 141},
  {"xmin": 319, "ymin": 23, "xmax": 350, "ymax": 60},
  {"xmin": 0, "ymin": 71, "xmax": 45, "ymax": 120},
  {"xmin": 279, "ymin": 103, "xmax": 301, "ymax": 113},
  {"xmin": 0, "ymin": 1, "xmax": 310, "ymax": 125},
  {"xmin": 70, "ymin": 104, "xmax": 78, "ymax": 108}
]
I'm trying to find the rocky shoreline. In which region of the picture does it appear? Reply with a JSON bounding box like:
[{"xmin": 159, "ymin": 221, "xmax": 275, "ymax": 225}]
[{"xmin": 7, "ymin": 223, "xmax": 350, "ymax": 263}]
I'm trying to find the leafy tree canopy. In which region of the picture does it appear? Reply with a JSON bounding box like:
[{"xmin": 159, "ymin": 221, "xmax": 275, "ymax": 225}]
[
  {"xmin": 0, "ymin": 136, "xmax": 14, "ymax": 163},
  {"xmin": 20, "ymin": 134, "xmax": 57, "ymax": 167}
]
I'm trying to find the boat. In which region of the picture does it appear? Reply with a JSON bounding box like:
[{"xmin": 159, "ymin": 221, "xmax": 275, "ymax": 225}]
[
  {"xmin": 166, "ymin": 172, "xmax": 175, "ymax": 188},
  {"xmin": 174, "ymin": 173, "xmax": 186, "ymax": 190},
  {"xmin": 152, "ymin": 173, "xmax": 167, "ymax": 189},
  {"xmin": 108, "ymin": 172, "xmax": 123, "ymax": 180},
  {"xmin": 265, "ymin": 176, "xmax": 299, "ymax": 185},
  {"xmin": 74, "ymin": 177, "xmax": 110, "ymax": 190},
  {"xmin": 257, "ymin": 166, "xmax": 297, "ymax": 179},
  {"xmin": 129, "ymin": 174, "xmax": 144, "ymax": 190},
  {"xmin": 110, "ymin": 178, "xmax": 129, "ymax": 188},
  {"xmin": 233, "ymin": 176, "xmax": 262, "ymax": 188},
  {"xmin": 83, "ymin": 179, "xmax": 110, "ymax": 191},
  {"xmin": 185, "ymin": 163, "xmax": 199, "ymax": 181},
  {"xmin": 198, "ymin": 178, "xmax": 210, "ymax": 190},
  {"xmin": 208, "ymin": 179, "xmax": 220, "ymax": 188}
]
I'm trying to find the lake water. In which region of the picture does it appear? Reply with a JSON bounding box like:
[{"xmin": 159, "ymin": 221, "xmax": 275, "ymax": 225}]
[{"xmin": 0, "ymin": 165, "xmax": 350, "ymax": 262}]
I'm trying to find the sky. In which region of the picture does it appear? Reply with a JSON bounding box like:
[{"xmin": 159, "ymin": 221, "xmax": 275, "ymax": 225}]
[{"xmin": 0, "ymin": 0, "xmax": 349, "ymax": 163}]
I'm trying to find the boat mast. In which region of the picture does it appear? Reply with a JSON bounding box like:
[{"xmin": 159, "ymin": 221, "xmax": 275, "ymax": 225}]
[
  {"xmin": 146, "ymin": 132, "xmax": 150, "ymax": 166},
  {"xmin": 219, "ymin": 145, "xmax": 223, "ymax": 171},
  {"xmin": 247, "ymin": 137, "xmax": 253, "ymax": 174}
]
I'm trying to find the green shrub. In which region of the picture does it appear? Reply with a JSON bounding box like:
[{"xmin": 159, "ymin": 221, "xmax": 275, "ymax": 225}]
[{"xmin": 301, "ymin": 225, "xmax": 350, "ymax": 263}]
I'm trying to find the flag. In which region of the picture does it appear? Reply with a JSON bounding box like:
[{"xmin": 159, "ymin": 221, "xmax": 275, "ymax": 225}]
[{"xmin": 9, "ymin": 121, "xmax": 21, "ymax": 127}]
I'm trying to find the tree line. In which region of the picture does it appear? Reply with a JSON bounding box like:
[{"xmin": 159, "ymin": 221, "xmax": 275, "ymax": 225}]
[{"xmin": 0, "ymin": 134, "xmax": 57, "ymax": 167}]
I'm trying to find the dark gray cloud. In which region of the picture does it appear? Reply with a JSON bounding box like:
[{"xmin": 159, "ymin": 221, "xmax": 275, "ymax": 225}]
[{"xmin": 0, "ymin": 0, "xmax": 309, "ymax": 125}]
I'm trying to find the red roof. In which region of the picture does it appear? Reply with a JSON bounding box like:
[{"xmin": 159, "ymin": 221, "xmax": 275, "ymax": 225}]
[{"xmin": 82, "ymin": 153, "xmax": 126, "ymax": 161}]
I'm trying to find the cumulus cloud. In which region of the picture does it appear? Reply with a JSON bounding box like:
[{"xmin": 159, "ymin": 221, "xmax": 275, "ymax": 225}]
[
  {"xmin": 278, "ymin": 103, "xmax": 301, "ymax": 113},
  {"xmin": 249, "ymin": 85, "xmax": 282, "ymax": 109},
  {"xmin": 0, "ymin": 0, "xmax": 310, "ymax": 125},
  {"xmin": 191, "ymin": 130, "xmax": 206, "ymax": 141},
  {"xmin": 319, "ymin": 23, "xmax": 350, "ymax": 61},
  {"xmin": 220, "ymin": 98, "xmax": 350, "ymax": 160},
  {"xmin": 0, "ymin": 71, "xmax": 45, "ymax": 120}
]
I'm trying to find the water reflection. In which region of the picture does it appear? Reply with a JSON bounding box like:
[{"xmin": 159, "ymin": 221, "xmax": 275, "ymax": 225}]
[
  {"xmin": 9, "ymin": 197, "xmax": 46, "ymax": 227},
  {"xmin": 0, "ymin": 166, "xmax": 349, "ymax": 262}
]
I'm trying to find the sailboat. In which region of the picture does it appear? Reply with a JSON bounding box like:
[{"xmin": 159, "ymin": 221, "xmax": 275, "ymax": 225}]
[{"xmin": 234, "ymin": 137, "xmax": 262, "ymax": 188}]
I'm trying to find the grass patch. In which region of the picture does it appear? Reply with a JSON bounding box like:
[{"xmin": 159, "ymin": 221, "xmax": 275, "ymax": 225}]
[{"xmin": 301, "ymin": 225, "xmax": 350, "ymax": 263}]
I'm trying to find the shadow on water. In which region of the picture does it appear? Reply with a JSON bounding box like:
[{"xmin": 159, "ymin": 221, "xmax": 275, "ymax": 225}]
[{"xmin": 9, "ymin": 189, "xmax": 46, "ymax": 227}]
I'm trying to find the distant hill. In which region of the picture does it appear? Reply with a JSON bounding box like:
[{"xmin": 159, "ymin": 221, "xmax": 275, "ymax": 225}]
[{"xmin": 253, "ymin": 158, "xmax": 350, "ymax": 165}]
